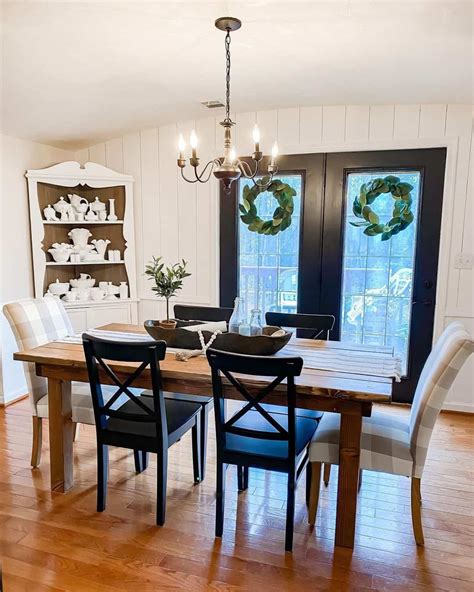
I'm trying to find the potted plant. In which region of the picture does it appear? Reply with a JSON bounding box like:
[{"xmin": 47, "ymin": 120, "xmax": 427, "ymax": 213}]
[{"xmin": 145, "ymin": 256, "xmax": 191, "ymax": 329}]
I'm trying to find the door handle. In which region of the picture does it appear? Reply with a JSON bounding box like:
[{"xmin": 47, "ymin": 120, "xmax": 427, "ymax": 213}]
[{"xmin": 412, "ymin": 299, "xmax": 433, "ymax": 306}]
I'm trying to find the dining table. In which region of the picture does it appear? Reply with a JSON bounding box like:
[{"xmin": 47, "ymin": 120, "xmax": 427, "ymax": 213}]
[{"xmin": 14, "ymin": 322, "xmax": 394, "ymax": 549}]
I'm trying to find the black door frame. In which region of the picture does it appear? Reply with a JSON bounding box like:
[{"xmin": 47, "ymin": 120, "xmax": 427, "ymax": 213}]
[{"xmin": 219, "ymin": 148, "xmax": 447, "ymax": 403}]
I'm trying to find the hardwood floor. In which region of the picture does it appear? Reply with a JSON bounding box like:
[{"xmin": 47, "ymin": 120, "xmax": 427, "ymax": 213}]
[{"xmin": 0, "ymin": 401, "xmax": 473, "ymax": 591}]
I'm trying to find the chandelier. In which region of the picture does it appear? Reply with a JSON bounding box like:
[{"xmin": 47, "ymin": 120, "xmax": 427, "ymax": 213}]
[{"xmin": 176, "ymin": 16, "xmax": 279, "ymax": 194}]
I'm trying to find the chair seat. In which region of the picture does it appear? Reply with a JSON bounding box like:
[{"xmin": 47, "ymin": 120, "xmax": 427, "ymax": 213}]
[
  {"xmin": 309, "ymin": 410, "xmax": 413, "ymax": 476},
  {"xmin": 224, "ymin": 410, "xmax": 318, "ymax": 460},
  {"xmin": 105, "ymin": 396, "xmax": 201, "ymax": 439},
  {"xmin": 36, "ymin": 384, "xmax": 143, "ymax": 425}
]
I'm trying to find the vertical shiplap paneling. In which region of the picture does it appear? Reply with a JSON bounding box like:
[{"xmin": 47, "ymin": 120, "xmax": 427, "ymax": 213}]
[
  {"xmin": 74, "ymin": 148, "xmax": 89, "ymax": 165},
  {"xmin": 393, "ymin": 105, "xmax": 420, "ymax": 139},
  {"xmin": 444, "ymin": 105, "xmax": 473, "ymax": 311},
  {"xmin": 176, "ymin": 119, "xmax": 197, "ymax": 298},
  {"xmin": 277, "ymin": 107, "xmax": 300, "ymax": 147},
  {"xmin": 369, "ymin": 105, "xmax": 395, "ymax": 140},
  {"xmin": 458, "ymin": 125, "xmax": 474, "ymax": 311},
  {"xmin": 322, "ymin": 106, "xmax": 345, "ymax": 143},
  {"xmin": 299, "ymin": 106, "xmax": 322, "ymax": 146},
  {"xmin": 419, "ymin": 104, "xmax": 447, "ymax": 138},
  {"xmin": 105, "ymin": 137, "xmax": 124, "ymax": 173},
  {"xmin": 345, "ymin": 106, "xmax": 369, "ymax": 143},
  {"xmin": 158, "ymin": 124, "xmax": 179, "ymax": 265},
  {"xmin": 256, "ymin": 110, "xmax": 278, "ymax": 154},
  {"xmin": 139, "ymin": 128, "xmax": 160, "ymax": 298},
  {"xmin": 196, "ymin": 117, "xmax": 216, "ymax": 304},
  {"xmin": 234, "ymin": 112, "xmax": 255, "ymax": 157},
  {"xmin": 88, "ymin": 143, "xmax": 106, "ymax": 166},
  {"xmin": 122, "ymin": 133, "xmax": 143, "ymax": 293}
]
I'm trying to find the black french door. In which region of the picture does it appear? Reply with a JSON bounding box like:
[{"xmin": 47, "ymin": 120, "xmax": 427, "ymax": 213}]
[{"xmin": 220, "ymin": 148, "xmax": 446, "ymax": 403}]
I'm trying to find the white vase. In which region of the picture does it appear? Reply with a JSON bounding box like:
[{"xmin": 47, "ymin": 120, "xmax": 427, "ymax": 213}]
[{"xmin": 107, "ymin": 199, "xmax": 118, "ymax": 221}]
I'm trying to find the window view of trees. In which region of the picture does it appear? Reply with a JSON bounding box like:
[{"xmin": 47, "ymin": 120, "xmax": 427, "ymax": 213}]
[{"xmin": 238, "ymin": 175, "xmax": 302, "ymax": 320}]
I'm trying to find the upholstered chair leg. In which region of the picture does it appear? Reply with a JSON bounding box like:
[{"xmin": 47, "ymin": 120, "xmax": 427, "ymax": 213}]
[
  {"xmin": 305, "ymin": 461, "xmax": 311, "ymax": 506},
  {"xmin": 285, "ymin": 470, "xmax": 296, "ymax": 552},
  {"xmin": 411, "ymin": 477, "xmax": 424, "ymax": 546},
  {"xmin": 216, "ymin": 461, "xmax": 225, "ymax": 537},
  {"xmin": 308, "ymin": 462, "xmax": 321, "ymax": 526},
  {"xmin": 72, "ymin": 422, "xmax": 78, "ymax": 442},
  {"xmin": 97, "ymin": 444, "xmax": 109, "ymax": 512},
  {"xmin": 191, "ymin": 415, "xmax": 202, "ymax": 483},
  {"xmin": 323, "ymin": 463, "xmax": 331, "ymax": 486},
  {"xmin": 358, "ymin": 469, "xmax": 363, "ymax": 492},
  {"xmin": 30, "ymin": 416, "xmax": 43, "ymax": 468}
]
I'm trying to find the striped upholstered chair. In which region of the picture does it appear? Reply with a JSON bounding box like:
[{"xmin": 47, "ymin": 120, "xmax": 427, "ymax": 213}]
[
  {"xmin": 3, "ymin": 298, "xmax": 127, "ymax": 467},
  {"xmin": 308, "ymin": 322, "xmax": 473, "ymax": 545}
]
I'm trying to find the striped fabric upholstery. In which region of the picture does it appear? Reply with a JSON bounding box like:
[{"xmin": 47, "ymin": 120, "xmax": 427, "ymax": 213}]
[
  {"xmin": 3, "ymin": 298, "xmax": 73, "ymax": 415},
  {"xmin": 309, "ymin": 322, "xmax": 473, "ymax": 478},
  {"xmin": 3, "ymin": 297, "xmax": 143, "ymax": 425}
]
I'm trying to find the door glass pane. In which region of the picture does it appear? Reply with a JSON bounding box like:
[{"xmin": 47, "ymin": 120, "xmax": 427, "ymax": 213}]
[
  {"xmin": 237, "ymin": 174, "xmax": 303, "ymax": 320},
  {"xmin": 340, "ymin": 171, "xmax": 421, "ymax": 374}
]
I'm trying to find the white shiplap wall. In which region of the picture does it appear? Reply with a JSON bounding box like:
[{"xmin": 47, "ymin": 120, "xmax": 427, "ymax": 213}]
[{"xmin": 75, "ymin": 104, "xmax": 474, "ymax": 411}]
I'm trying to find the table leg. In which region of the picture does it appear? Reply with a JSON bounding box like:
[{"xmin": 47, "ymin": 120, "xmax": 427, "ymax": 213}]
[
  {"xmin": 335, "ymin": 402, "xmax": 363, "ymax": 548},
  {"xmin": 48, "ymin": 378, "xmax": 74, "ymax": 492}
]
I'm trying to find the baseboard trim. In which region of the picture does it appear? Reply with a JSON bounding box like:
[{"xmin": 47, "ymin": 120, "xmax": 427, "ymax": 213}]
[
  {"xmin": 441, "ymin": 405, "xmax": 474, "ymax": 415},
  {"xmin": 0, "ymin": 392, "xmax": 28, "ymax": 407}
]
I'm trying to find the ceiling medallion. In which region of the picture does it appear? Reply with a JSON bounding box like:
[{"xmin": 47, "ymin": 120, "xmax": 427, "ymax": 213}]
[{"xmin": 176, "ymin": 16, "xmax": 279, "ymax": 194}]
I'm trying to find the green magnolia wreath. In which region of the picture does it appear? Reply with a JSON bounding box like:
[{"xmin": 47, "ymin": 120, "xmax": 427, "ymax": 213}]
[
  {"xmin": 351, "ymin": 175, "xmax": 414, "ymax": 241},
  {"xmin": 239, "ymin": 179, "xmax": 296, "ymax": 235}
]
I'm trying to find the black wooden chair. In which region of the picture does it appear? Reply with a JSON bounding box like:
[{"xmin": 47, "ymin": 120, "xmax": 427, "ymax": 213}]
[
  {"xmin": 83, "ymin": 334, "xmax": 202, "ymax": 525},
  {"xmin": 206, "ymin": 348, "xmax": 319, "ymax": 551},
  {"xmin": 160, "ymin": 304, "xmax": 233, "ymax": 480},
  {"xmin": 174, "ymin": 304, "xmax": 233, "ymax": 323},
  {"xmin": 265, "ymin": 312, "xmax": 335, "ymax": 340}
]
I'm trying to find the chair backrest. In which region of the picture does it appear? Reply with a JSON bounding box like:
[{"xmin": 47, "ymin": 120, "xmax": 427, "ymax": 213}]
[
  {"xmin": 82, "ymin": 334, "xmax": 168, "ymax": 439},
  {"xmin": 174, "ymin": 304, "xmax": 233, "ymax": 323},
  {"xmin": 409, "ymin": 322, "xmax": 473, "ymax": 477},
  {"xmin": 206, "ymin": 348, "xmax": 303, "ymax": 459},
  {"xmin": 265, "ymin": 312, "xmax": 335, "ymax": 340},
  {"xmin": 2, "ymin": 298, "xmax": 73, "ymax": 414}
]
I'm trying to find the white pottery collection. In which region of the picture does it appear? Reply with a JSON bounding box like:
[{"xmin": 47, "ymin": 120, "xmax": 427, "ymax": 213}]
[
  {"xmin": 43, "ymin": 194, "xmax": 119, "ymax": 224},
  {"xmin": 46, "ymin": 273, "xmax": 128, "ymax": 303}
]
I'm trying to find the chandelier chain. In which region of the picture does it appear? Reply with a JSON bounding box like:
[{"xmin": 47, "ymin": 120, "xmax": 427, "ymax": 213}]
[{"xmin": 224, "ymin": 29, "xmax": 232, "ymax": 123}]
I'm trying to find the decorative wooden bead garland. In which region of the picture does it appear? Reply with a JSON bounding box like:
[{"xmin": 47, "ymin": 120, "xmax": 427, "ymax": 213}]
[{"xmin": 175, "ymin": 329, "xmax": 221, "ymax": 362}]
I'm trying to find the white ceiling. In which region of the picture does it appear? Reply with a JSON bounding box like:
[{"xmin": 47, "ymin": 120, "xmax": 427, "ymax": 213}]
[{"xmin": 1, "ymin": 1, "xmax": 472, "ymax": 149}]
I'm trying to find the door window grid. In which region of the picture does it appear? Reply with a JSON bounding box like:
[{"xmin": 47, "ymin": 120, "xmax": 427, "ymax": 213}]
[
  {"xmin": 341, "ymin": 171, "xmax": 421, "ymax": 375},
  {"xmin": 238, "ymin": 175, "xmax": 302, "ymax": 320}
]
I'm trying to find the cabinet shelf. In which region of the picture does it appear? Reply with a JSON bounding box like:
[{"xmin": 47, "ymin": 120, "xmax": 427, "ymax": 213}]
[
  {"xmin": 46, "ymin": 260, "xmax": 124, "ymax": 266},
  {"xmin": 43, "ymin": 220, "xmax": 124, "ymax": 225}
]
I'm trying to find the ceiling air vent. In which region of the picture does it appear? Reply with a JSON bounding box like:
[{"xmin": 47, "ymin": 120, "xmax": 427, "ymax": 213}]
[{"xmin": 201, "ymin": 100, "xmax": 225, "ymax": 109}]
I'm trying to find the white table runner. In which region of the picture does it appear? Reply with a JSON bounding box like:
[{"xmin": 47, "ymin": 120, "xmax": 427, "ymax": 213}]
[{"xmin": 57, "ymin": 329, "xmax": 401, "ymax": 381}]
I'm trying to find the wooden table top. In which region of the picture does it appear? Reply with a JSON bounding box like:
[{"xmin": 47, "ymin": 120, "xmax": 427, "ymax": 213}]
[{"xmin": 14, "ymin": 323, "xmax": 393, "ymax": 404}]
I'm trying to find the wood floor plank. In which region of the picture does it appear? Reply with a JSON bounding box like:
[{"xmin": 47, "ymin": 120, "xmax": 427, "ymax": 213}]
[{"xmin": 0, "ymin": 400, "xmax": 473, "ymax": 592}]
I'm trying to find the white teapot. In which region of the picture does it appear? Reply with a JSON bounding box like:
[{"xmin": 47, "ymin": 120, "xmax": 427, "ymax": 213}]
[
  {"xmin": 68, "ymin": 228, "xmax": 92, "ymax": 248},
  {"xmin": 67, "ymin": 194, "xmax": 89, "ymax": 212}
]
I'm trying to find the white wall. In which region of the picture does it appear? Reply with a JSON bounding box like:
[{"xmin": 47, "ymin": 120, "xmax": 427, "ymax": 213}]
[
  {"xmin": 73, "ymin": 104, "xmax": 472, "ymax": 412},
  {"xmin": 0, "ymin": 134, "xmax": 74, "ymax": 404}
]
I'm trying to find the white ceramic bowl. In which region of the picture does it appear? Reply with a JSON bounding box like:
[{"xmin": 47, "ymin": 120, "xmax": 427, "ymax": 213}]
[
  {"xmin": 48, "ymin": 281, "xmax": 70, "ymax": 295},
  {"xmin": 70, "ymin": 277, "xmax": 96, "ymax": 289},
  {"xmin": 48, "ymin": 249, "xmax": 71, "ymax": 263}
]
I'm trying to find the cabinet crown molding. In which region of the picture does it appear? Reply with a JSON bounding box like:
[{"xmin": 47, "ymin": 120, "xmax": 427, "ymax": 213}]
[{"xmin": 26, "ymin": 161, "xmax": 133, "ymax": 184}]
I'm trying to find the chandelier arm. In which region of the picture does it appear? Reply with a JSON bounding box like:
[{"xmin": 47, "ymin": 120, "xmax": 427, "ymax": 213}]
[
  {"xmin": 180, "ymin": 168, "xmax": 200, "ymax": 184},
  {"xmin": 236, "ymin": 159, "xmax": 258, "ymax": 179},
  {"xmin": 195, "ymin": 159, "xmax": 221, "ymax": 183}
]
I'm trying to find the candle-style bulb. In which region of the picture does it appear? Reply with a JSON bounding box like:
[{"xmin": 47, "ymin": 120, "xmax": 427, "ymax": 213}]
[
  {"xmin": 271, "ymin": 141, "xmax": 279, "ymax": 160},
  {"xmin": 229, "ymin": 147, "xmax": 236, "ymax": 163},
  {"xmin": 190, "ymin": 129, "xmax": 198, "ymax": 149},
  {"xmin": 252, "ymin": 124, "xmax": 260, "ymax": 144},
  {"xmin": 178, "ymin": 134, "xmax": 186, "ymax": 153}
]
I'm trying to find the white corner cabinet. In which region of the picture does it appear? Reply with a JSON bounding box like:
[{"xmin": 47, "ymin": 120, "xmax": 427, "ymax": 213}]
[{"xmin": 26, "ymin": 161, "xmax": 138, "ymax": 331}]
